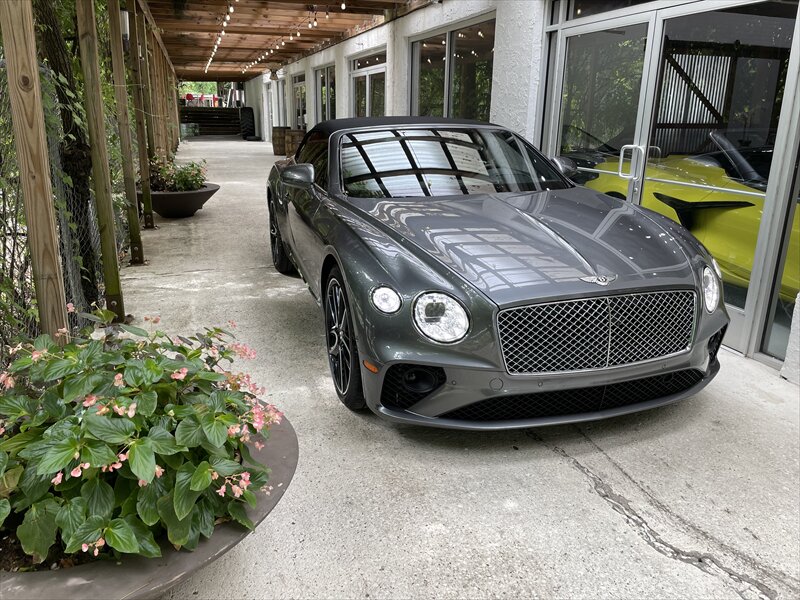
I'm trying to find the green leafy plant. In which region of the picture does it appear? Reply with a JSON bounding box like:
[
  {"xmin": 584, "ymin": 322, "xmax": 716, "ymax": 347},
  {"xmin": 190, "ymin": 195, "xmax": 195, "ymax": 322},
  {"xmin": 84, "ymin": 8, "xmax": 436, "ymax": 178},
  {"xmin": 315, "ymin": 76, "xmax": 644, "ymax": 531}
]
[
  {"xmin": 148, "ymin": 157, "xmax": 207, "ymax": 192},
  {"xmin": 0, "ymin": 310, "xmax": 280, "ymax": 564}
]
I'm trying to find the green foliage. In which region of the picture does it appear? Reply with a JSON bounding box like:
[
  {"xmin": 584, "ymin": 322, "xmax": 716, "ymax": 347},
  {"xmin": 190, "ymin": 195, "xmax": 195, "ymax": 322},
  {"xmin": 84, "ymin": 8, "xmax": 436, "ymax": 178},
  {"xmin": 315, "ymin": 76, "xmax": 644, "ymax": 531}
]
[
  {"xmin": 148, "ymin": 156, "xmax": 207, "ymax": 192},
  {"xmin": 0, "ymin": 310, "xmax": 281, "ymax": 563}
]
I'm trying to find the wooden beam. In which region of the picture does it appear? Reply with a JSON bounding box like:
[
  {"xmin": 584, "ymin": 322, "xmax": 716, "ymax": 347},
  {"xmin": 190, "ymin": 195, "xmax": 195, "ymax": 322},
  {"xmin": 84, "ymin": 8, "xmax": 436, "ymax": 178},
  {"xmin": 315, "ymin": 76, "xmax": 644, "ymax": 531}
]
[
  {"xmin": 128, "ymin": 0, "xmax": 155, "ymax": 228},
  {"xmin": 109, "ymin": 0, "xmax": 145, "ymax": 265},
  {"xmin": 76, "ymin": 0, "xmax": 126, "ymax": 321},
  {"xmin": 136, "ymin": 9, "xmax": 157, "ymax": 160},
  {"xmin": 136, "ymin": 0, "xmax": 176, "ymax": 75},
  {"xmin": 0, "ymin": 0, "xmax": 68, "ymax": 339}
]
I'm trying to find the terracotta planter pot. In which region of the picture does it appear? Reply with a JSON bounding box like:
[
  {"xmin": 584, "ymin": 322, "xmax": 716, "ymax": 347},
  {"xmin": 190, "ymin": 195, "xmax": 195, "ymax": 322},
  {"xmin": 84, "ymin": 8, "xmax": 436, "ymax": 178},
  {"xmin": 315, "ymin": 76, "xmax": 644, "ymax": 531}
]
[
  {"xmin": 0, "ymin": 417, "xmax": 299, "ymax": 600},
  {"xmin": 137, "ymin": 183, "xmax": 220, "ymax": 219}
]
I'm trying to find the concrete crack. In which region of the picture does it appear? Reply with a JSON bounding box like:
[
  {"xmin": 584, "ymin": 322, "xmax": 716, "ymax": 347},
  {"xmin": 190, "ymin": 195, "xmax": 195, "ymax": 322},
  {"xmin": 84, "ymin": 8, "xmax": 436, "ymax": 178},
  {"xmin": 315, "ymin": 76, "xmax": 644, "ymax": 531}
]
[
  {"xmin": 575, "ymin": 428, "xmax": 800, "ymax": 593},
  {"xmin": 526, "ymin": 431, "xmax": 779, "ymax": 600}
]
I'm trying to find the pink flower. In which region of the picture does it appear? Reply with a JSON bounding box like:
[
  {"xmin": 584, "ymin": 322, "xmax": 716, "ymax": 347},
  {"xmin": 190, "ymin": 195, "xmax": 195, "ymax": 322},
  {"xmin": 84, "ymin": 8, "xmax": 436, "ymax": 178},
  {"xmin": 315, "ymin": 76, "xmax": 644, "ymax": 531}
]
[
  {"xmin": 216, "ymin": 485, "xmax": 226, "ymax": 497},
  {"xmin": 118, "ymin": 452, "xmax": 128, "ymax": 462},
  {"xmin": 254, "ymin": 441, "xmax": 265, "ymax": 451},
  {"xmin": 171, "ymin": 367, "xmax": 188, "ymax": 381},
  {"xmin": 154, "ymin": 465, "xmax": 164, "ymax": 478},
  {"xmin": 55, "ymin": 327, "xmax": 68, "ymax": 338},
  {"xmin": 231, "ymin": 485, "xmax": 242, "ymax": 498},
  {"xmin": 0, "ymin": 373, "xmax": 14, "ymax": 390},
  {"xmin": 0, "ymin": 427, "xmax": 5, "ymax": 436},
  {"xmin": 229, "ymin": 342, "xmax": 256, "ymax": 360},
  {"xmin": 138, "ymin": 479, "xmax": 147, "ymax": 487},
  {"xmin": 209, "ymin": 346, "xmax": 219, "ymax": 358},
  {"xmin": 70, "ymin": 466, "xmax": 83, "ymax": 478},
  {"xmin": 81, "ymin": 543, "xmax": 89, "ymax": 553},
  {"xmin": 31, "ymin": 350, "xmax": 44, "ymax": 362},
  {"xmin": 83, "ymin": 395, "xmax": 98, "ymax": 408},
  {"xmin": 51, "ymin": 472, "xmax": 63, "ymax": 485},
  {"xmin": 111, "ymin": 462, "xmax": 122, "ymax": 470},
  {"xmin": 127, "ymin": 402, "xmax": 137, "ymax": 418},
  {"xmin": 227, "ymin": 424, "xmax": 240, "ymax": 437},
  {"xmin": 66, "ymin": 302, "xmax": 75, "ymax": 313},
  {"xmin": 96, "ymin": 538, "xmax": 105, "ymax": 548},
  {"xmin": 113, "ymin": 373, "xmax": 124, "ymax": 387},
  {"xmin": 113, "ymin": 404, "xmax": 126, "ymax": 416},
  {"xmin": 211, "ymin": 471, "xmax": 219, "ymax": 480},
  {"xmin": 93, "ymin": 548, "xmax": 99, "ymax": 556},
  {"xmin": 97, "ymin": 404, "xmax": 110, "ymax": 415}
]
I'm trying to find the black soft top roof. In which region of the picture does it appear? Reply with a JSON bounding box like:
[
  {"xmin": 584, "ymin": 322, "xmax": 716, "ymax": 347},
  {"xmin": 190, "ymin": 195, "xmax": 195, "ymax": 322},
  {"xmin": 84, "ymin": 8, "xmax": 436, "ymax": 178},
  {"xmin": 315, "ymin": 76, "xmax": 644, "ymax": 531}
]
[{"xmin": 309, "ymin": 116, "xmax": 497, "ymax": 137}]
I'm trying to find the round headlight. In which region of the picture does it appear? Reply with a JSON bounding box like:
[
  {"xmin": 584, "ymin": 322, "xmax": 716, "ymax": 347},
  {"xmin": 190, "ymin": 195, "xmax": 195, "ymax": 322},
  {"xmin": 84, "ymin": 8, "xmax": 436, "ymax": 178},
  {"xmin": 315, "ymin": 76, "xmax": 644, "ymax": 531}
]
[
  {"xmin": 702, "ymin": 266, "xmax": 720, "ymax": 313},
  {"xmin": 413, "ymin": 292, "xmax": 469, "ymax": 343},
  {"xmin": 371, "ymin": 286, "xmax": 402, "ymax": 314}
]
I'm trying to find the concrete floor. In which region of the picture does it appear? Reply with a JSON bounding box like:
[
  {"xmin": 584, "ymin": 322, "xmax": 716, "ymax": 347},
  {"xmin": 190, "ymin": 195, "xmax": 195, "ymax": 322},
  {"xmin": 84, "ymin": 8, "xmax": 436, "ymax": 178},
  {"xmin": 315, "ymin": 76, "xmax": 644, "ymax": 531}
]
[{"xmin": 122, "ymin": 137, "xmax": 800, "ymax": 600}]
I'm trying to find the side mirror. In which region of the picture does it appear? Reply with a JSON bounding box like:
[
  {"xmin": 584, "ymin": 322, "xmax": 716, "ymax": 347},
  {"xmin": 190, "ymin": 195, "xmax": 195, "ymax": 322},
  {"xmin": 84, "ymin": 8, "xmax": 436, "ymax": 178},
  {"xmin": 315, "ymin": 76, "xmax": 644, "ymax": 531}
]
[
  {"xmin": 552, "ymin": 156, "xmax": 578, "ymax": 179},
  {"xmin": 280, "ymin": 163, "xmax": 315, "ymax": 189}
]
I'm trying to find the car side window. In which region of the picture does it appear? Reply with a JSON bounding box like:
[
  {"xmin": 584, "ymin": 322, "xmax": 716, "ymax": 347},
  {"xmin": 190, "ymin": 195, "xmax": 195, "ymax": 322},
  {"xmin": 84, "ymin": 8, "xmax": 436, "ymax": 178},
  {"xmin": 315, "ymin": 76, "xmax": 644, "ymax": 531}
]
[{"xmin": 296, "ymin": 132, "xmax": 328, "ymax": 188}]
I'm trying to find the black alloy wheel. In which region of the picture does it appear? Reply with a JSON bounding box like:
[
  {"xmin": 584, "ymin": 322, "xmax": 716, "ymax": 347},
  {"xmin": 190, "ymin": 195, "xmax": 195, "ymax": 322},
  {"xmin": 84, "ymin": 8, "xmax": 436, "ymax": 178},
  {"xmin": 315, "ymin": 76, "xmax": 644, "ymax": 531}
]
[
  {"xmin": 324, "ymin": 267, "xmax": 366, "ymax": 410},
  {"xmin": 269, "ymin": 200, "xmax": 294, "ymax": 274}
]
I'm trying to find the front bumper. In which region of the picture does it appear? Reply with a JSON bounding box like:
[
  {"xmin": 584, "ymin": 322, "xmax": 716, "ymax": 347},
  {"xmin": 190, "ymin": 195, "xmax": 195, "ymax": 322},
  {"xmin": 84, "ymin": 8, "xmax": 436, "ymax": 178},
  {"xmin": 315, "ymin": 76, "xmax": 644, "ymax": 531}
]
[{"xmin": 359, "ymin": 324, "xmax": 725, "ymax": 431}]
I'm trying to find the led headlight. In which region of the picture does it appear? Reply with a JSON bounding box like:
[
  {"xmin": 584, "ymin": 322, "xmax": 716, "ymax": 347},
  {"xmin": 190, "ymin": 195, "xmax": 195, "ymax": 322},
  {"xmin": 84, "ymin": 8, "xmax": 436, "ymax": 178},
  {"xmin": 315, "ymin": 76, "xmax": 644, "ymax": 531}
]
[
  {"xmin": 702, "ymin": 266, "xmax": 720, "ymax": 313},
  {"xmin": 413, "ymin": 292, "xmax": 469, "ymax": 343},
  {"xmin": 371, "ymin": 286, "xmax": 402, "ymax": 314}
]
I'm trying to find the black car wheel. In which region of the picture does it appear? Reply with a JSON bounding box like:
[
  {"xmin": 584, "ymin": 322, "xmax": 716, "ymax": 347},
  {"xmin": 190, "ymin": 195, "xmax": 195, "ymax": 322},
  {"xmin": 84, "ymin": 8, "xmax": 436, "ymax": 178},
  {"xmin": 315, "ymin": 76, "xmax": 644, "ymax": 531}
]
[
  {"xmin": 269, "ymin": 200, "xmax": 295, "ymax": 274},
  {"xmin": 325, "ymin": 267, "xmax": 366, "ymax": 411}
]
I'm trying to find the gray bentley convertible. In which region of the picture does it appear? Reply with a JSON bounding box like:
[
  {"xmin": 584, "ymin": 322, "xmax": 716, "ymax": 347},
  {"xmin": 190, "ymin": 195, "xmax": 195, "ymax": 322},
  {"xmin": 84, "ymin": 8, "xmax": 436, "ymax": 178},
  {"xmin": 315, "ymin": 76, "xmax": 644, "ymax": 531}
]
[{"xmin": 266, "ymin": 117, "xmax": 728, "ymax": 430}]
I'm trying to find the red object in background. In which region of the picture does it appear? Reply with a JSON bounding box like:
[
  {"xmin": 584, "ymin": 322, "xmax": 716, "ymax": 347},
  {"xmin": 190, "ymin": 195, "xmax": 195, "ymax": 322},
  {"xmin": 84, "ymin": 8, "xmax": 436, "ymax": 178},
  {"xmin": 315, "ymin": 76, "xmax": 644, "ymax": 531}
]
[{"xmin": 185, "ymin": 93, "xmax": 194, "ymax": 101}]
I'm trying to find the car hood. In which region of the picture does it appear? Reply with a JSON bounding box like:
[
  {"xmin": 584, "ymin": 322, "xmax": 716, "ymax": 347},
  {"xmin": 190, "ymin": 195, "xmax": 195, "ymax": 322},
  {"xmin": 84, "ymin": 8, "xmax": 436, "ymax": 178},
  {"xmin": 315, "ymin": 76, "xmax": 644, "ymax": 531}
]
[{"xmin": 354, "ymin": 187, "xmax": 698, "ymax": 307}]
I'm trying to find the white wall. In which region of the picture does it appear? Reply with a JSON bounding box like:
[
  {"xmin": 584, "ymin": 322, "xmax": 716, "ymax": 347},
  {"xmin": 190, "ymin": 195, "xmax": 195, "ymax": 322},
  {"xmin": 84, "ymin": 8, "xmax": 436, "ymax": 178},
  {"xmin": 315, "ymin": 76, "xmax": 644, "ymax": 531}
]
[
  {"xmin": 246, "ymin": 0, "xmax": 546, "ymax": 140},
  {"xmin": 243, "ymin": 76, "xmax": 264, "ymax": 139}
]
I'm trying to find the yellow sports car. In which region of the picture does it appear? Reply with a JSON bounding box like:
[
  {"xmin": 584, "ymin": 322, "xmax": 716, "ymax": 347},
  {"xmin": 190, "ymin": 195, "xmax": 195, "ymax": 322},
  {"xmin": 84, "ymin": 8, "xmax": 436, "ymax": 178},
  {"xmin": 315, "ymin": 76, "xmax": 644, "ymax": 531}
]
[{"xmin": 573, "ymin": 133, "xmax": 798, "ymax": 302}]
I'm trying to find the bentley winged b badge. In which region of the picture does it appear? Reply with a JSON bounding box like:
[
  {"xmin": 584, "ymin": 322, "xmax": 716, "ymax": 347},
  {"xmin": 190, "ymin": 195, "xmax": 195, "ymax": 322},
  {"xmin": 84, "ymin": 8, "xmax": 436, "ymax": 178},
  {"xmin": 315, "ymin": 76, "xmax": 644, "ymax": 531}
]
[{"xmin": 580, "ymin": 274, "xmax": 618, "ymax": 286}]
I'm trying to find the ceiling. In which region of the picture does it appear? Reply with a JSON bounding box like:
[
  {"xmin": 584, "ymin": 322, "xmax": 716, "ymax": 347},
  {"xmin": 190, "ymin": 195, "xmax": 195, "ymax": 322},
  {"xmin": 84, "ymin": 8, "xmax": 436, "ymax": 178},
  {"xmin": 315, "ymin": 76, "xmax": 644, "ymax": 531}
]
[{"xmin": 145, "ymin": 0, "xmax": 407, "ymax": 82}]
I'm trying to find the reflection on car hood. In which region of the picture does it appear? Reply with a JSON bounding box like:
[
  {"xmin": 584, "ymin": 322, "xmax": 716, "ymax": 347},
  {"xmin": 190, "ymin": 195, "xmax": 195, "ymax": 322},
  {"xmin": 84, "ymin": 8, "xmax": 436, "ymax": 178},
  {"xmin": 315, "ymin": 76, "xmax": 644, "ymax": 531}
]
[{"xmin": 357, "ymin": 187, "xmax": 696, "ymax": 306}]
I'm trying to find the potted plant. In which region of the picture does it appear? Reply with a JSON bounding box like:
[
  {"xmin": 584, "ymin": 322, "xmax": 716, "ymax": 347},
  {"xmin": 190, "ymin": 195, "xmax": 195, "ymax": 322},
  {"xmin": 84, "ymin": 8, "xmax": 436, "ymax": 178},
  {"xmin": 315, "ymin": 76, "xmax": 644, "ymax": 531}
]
[
  {"xmin": 138, "ymin": 157, "xmax": 220, "ymax": 218},
  {"xmin": 0, "ymin": 310, "xmax": 297, "ymax": 599}
]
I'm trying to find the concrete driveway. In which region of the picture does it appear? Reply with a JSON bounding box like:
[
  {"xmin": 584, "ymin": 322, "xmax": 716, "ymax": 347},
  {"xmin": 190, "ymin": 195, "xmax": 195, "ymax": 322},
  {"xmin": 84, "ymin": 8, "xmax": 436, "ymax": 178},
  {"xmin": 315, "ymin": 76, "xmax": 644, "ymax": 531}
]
[{"xmin": 121, "ymin": 137, "xmax": 800, "ymax": 600}]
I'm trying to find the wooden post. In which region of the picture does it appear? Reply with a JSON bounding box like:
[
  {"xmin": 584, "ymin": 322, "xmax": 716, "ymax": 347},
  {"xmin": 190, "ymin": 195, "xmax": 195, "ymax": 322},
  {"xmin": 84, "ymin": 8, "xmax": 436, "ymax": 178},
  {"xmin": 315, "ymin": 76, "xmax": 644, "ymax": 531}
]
[
  {"xmin": 76, "ymin": 0, "xmax": 126, "ymax": 321},
  {"xmin": 0, "ymin": 0, "xmax": 68, "ymax": 339},
  {"xmin": 136, "ymin": 10, "xmax": 156, "ymax": 159},
  {"xmin": 108, "ymin": 0, "xmax": 144, "ymax": 264},
  {"xmin": 128, "ymin": 0, "xmax": 154, "ymax": 228}
]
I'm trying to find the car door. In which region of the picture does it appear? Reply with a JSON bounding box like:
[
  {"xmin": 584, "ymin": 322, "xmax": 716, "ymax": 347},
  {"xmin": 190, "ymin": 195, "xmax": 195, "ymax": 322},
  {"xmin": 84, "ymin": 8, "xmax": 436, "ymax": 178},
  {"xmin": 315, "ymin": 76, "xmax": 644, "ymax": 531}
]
[{"xmin": 286, "ymin": 132, "xmax": 328, "ymax": 286}]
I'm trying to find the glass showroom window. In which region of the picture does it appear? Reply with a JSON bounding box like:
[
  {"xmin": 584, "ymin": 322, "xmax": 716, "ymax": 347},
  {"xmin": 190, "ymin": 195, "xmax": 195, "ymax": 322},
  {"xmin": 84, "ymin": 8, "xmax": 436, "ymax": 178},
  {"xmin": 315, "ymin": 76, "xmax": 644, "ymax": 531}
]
[
  {"xmin": 316, "ymin": 65, "xmax": 336, "ymax": 122},
  {"xmin": 293, "ymin": 74, "xmax": 306, "ymax": 129},
  {"xmin": 411, "ymin": 19, "xmax": 495, "ymax": 120},
  {"xmin": 351, "ymin": 51, "xmax": 386, "ymax": 117}
]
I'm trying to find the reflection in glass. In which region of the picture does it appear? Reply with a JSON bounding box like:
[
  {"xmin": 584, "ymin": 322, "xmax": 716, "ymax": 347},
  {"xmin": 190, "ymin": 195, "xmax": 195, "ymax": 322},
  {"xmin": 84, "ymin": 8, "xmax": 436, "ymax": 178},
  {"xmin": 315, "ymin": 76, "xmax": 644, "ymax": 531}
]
[
  {"xmin": 414, "ymin": 33, "xmax": 446, "ymax": 116},
  {"xmin": 293, "ymin": 75, "xmax": 306, "ymax": 129},
  {"xmin": 763, "ymin": 178, "xmax": 800, "ymax": 360},
  {"xmin": 568, "ymin": 0, "xmax": 652, "ymax": 20},
  {"xmin": 449, "ymin": 20, "xmax": 495, "ymax": 121},
  {"xmin": 354, "ymin": 75, "xmax": 367, "ymax": 118},
  {"xmin": 559, "ymin": 23, "xmax": 647, "ymax": 182},
  {"xmin": 370, "ymin": 71, "xmax": 386, "ymax": 117},
  {"xmin": 316, "ymin": 66, "xmax": 336, "ymax": 121},
  {"xmin": 352, "ymin": 51, "xmax": 386, "ymax": 71},
  {"xmin": 630, "ymin": 3, "xmax": 795, "ymax": 309},
  {"xmin": 340, "ymin": 128, "xmax": 568, "ymax": 198}
]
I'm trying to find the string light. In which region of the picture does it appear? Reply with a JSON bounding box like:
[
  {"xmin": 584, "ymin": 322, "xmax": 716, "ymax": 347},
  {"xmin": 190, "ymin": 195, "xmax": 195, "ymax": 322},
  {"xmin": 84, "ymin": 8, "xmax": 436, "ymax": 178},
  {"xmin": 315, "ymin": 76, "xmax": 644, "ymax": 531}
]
[
  {"xmin": 341, "ymin": 2, "xmax": 346, "ymax": 9},
  {"xmin": 313, "ymin": 13, "xmax": 318, "ymax": 26}
]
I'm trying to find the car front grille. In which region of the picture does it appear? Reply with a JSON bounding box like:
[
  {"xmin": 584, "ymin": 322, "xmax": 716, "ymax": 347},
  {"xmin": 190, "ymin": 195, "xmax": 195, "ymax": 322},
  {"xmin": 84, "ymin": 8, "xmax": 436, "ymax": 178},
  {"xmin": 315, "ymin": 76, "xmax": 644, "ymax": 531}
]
[
  {"xmin": 497, "ymin": 290, "xmax": 696, "ymax": 374},
  {"xmin": 440, "ymin": 369, "xmax": 705, "ymax": 422}
]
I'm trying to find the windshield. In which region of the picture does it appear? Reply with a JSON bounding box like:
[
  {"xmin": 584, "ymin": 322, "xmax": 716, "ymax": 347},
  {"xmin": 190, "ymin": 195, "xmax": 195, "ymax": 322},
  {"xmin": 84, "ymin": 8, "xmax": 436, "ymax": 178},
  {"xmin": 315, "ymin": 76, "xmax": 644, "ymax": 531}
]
[{"xmin": 339, "ymin": 128, "xmax": 570, "ymax": 198}]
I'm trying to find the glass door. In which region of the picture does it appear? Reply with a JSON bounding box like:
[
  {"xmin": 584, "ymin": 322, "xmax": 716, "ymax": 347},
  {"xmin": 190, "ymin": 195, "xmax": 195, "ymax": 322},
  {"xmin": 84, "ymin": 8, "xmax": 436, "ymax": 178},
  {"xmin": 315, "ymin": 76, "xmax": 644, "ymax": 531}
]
[
  {"xmin": 551, "ymin": 15, "xmax": 656, "ymax": 201},
  {"xmin": 636, "ymin": 1, "xmax": 798, "ymax": 348}
]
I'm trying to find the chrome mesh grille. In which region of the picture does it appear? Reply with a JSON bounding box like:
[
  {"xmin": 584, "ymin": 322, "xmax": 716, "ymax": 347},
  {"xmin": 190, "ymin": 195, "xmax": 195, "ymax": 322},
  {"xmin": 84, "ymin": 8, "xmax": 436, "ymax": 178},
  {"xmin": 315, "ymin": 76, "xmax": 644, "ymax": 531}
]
[{"xmin": 497, "ymin": 291, "xmax": 696, "ymax": 374}]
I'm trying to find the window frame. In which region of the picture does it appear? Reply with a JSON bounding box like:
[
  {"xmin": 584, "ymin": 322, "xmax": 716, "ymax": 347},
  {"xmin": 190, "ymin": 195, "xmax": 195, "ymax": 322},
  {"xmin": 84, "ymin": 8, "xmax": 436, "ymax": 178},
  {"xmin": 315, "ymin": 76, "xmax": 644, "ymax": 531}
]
[
  {"xmin": 408, "ymin": 13, "xmax": 496, "ymax": 119},
  {"xmin": 315, "ymin": 64, "xmax": 336, "ymax": 123},
  {"xmin": 349, "ymin": 48, "xmax": 387, "ymax": 117}
]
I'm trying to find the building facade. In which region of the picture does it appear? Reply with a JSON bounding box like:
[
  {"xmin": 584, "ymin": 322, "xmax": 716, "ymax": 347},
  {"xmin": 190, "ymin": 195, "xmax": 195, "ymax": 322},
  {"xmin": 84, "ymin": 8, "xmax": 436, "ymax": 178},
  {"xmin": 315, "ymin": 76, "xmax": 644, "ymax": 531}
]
[{"xmin": 245, "ymin": 0, "xmax": 800, "ymax": 372}]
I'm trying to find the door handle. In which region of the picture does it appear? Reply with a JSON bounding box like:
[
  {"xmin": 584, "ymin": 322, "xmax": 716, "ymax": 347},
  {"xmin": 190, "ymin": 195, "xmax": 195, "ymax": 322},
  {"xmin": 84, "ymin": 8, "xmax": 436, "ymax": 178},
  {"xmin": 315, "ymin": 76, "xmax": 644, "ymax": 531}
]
[{"xmin": 618, "ymin": 144, "xmax": 637, "ymax": 180}]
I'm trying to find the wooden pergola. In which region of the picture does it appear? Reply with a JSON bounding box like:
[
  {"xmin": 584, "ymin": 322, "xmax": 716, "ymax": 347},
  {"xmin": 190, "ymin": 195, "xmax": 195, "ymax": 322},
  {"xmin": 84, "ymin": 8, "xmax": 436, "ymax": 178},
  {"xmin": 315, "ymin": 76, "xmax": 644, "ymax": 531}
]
[{"xmin": 146, "ymin": 0, "xmax": 414, "ymax": 82}]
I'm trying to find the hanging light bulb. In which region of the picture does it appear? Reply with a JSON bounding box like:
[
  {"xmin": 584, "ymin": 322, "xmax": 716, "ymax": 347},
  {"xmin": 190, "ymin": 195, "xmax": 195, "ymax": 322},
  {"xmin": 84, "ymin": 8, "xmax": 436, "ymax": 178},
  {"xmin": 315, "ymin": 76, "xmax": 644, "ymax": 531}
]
[
  {"xmin": 313, "ymin": 14, "xmax": 318, "ymax": 26},
  {"xmin": 289, "ymin": 33, "xmax": 293, "ymax": 40},
  {"xmin": 341, "ymin": 2, "xmax": 346, "ymax": 9},
  {"xmin": 223, "ymin": 20, "xmax": 227, "ymax": 27},
  {"xmin": 326, "ymin": 7, "xmax": 330, "ymax": 18},
  {"xmin": 221, "ymin": 29, "xmax": 226, "ymax": 35},
  {"xmin": 281, "ymin": 39, "xmax": 285, "ymax": 45},
  {"xmin": 297, "ymin": 30, "xmax": 301, "ymax": 37},
  {"xmin": 225, "ymin": 14, "xmax": 230, "ymax": 21},
  {"xmin": 229, "ymin": 3, "xmax": 234, "ymax": 12},
  {"xmin": 308, "ymin": 21, "xmax": 312, "ymax": 28}
]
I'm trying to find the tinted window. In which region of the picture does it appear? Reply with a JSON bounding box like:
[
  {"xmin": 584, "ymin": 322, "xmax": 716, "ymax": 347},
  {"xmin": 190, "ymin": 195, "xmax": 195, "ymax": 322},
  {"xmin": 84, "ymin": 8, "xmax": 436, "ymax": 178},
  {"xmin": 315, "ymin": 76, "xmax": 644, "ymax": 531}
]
[
  {"xmin": 340, "ymin": 128, "xmax": 569, "ymax": 198},
  {"xmin": 297, "ymin": 132, "xmax": 328, "ymax": 188}
]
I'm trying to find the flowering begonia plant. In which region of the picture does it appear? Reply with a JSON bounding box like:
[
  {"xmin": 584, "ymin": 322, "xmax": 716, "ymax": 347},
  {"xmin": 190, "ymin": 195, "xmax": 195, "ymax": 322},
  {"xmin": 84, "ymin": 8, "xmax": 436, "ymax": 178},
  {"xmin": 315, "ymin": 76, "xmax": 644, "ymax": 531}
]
[{"xmin": 0, "ymin": 309, "xmax": 281, "ymax": 563}]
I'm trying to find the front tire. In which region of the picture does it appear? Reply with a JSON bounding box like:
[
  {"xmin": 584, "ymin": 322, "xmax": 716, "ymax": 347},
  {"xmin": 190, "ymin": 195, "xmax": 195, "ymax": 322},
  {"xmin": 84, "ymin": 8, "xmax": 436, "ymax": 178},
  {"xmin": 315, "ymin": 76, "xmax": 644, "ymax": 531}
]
[
  {"xmin": 269, "ymin": 200, "xmax": 294, "ymax": 274},
  {"xmin": 324, "ymin": 267, "xmax": 366, "ymax": 411}
]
